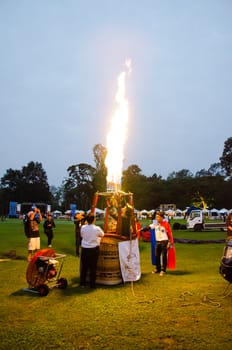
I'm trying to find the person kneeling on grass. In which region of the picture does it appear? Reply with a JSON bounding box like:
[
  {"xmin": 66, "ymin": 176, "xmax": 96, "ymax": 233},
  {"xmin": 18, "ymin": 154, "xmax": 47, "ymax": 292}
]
[{"xmin": 80, "ymin": 214, "xmax": 104, "ymax": 289}]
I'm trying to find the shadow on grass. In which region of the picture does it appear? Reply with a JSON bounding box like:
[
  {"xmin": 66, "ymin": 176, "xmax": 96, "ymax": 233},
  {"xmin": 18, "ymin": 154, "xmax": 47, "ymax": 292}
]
[
  {"xmin": 53, "ymin": 247, "xmax": 76, "ymax": 256},
  {"xmin": 140, "ymin": 270, "xmax": 193, "ymax": 280},
  {"xmin": 0, "ymin": 250, "xmax": 26, "ymax": 261},
  {"xmin": 10, "ymin": 276, "xmax": 125, "ymax": 298},
  {"xmin": 60, "ymin": 276, "xmax": 125, "ymax": 296},
  {"xmin": 10, "ymin": 285, "xmax": 96, "ymax": 297},
  {"xmin": 10, "ymin": 288, "xmax": 41, "ymax": 297},
  {"xmin": 168, "ymin": 270, "xmax": 193, "ymax": 276},
  {"xmin": 10, "ymin": 270, "xmax": 193, "ymax": 299}
]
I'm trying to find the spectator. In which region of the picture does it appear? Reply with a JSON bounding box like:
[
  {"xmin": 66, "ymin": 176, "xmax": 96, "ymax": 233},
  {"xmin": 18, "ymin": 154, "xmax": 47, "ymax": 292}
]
[
  {"xmin": 43, "ymin": 214, "xmax": 56, "ymax": 247},
  {"xmin": 27, "ymin": 205, "xmax": 42, "ymax": 262},
  {"xmin": 151, "ymin": 211, "xmax": 174, "ymax": 276},
  {"xmin": 80, "ymin": 214, "xmax": 104, "ymax": 288},
  {"xmin": 74, "ymin": 212, "xmax": 86, "ymax": 256}
]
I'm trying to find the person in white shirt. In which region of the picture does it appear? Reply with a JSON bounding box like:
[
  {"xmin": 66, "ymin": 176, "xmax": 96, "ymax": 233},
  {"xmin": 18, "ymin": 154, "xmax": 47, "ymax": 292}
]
[
  {"xmin": 152, "ymin": 211, "xmax": 174, "ymax": 276},
  {"xmin": 80, "ymin": 214, "xmax": 104, "ymax": 288}
]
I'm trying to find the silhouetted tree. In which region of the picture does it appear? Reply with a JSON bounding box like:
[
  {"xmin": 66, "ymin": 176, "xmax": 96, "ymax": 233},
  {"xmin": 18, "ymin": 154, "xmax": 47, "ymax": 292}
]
[
  {"xmin": 92, "ymin": 143, "xmax": 107, "ymax": 192},
  {"xmin": 63, "ymin": 163, "xmax": 95, "ymax": 210},
  {"xmin": 167, "ymin": 169, "xmax": 193, "ymax": 180},
  {"xmin": 220, "ymin": 137, "xmax": 232, "ymax": 179},
  {"xmin": 50, "ymin": 185, "xmax": 65, "ymax": 211},
  {"xmin": 195, "ymin": 169, "xmax": 211, "ymax": 177},
  {"xmin": 122, "ymin": 165, "xmax": 153, "ymax": 209},
  {"xmin": 0, "ymin": 162, "xmax": 51, "ymax": 206},
  {"xmin": 2, "ymin": 137, "xmax": 232, "ymax": 213},
  {"xmin": 208, "ymin": 162, "xmax": 225, "ymax": 177}
]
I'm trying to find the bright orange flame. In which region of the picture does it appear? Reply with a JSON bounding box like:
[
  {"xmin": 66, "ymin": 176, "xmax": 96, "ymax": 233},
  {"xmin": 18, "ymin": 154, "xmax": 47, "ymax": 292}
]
[{"xmin": 105, "ymin": 60, "xmax": 131, "ymax": 191}]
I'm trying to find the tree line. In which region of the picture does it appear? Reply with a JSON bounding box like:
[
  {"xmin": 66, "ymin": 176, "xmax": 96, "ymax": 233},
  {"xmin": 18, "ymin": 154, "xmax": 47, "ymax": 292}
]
[{"xmin": 1, "ymin": 138, "xmax": 232, "ymax": 215}]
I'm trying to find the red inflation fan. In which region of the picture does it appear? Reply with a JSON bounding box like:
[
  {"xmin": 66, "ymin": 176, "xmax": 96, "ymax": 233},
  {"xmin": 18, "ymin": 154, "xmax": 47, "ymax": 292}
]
[{"xmin": 24, "ymin": 248, "xmax": 68, "ymax": 296}]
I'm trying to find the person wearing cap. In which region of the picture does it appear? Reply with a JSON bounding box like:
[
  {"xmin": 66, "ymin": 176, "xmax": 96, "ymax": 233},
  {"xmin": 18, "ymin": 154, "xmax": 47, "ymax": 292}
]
[
  {"xmin": 151, "ymin": 211, "xmax": 174, "ymax": 276},
  {"xmin": 27, "ymin": 205, "xmax": 42, "ymax": 262},
  {"xmin": 79, "ymin": 214, "xmax": 104, "ymax": 288},
  {"xmin": 74, "ymin": 212, "xmax": 86, "ymax": 256}
]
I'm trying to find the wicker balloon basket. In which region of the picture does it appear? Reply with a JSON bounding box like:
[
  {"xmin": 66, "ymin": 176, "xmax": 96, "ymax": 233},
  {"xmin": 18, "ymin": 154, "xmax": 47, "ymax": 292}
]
[
  {"xmin": 89, "ymin": 191, "xmax": 139, "ymax": 285},
  {"xmin": 219, "ymin": 240, "xmax": 232, "ymax": 283},
  {"xmin": 96, "ymin": 235, "xmax": 124, "ymax": 285}
]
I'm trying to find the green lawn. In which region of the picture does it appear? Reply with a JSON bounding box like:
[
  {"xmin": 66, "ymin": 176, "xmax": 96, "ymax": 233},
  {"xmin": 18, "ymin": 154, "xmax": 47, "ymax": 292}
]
[{"xmin": 0, "ymin": 219, "xmax": 231, "ymax": 350}]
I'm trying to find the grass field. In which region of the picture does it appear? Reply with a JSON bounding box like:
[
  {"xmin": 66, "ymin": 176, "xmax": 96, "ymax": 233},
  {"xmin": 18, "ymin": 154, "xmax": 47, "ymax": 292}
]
[{"xmin": 0, "ymin": 218, "xmax": 232, "ymax": 350}]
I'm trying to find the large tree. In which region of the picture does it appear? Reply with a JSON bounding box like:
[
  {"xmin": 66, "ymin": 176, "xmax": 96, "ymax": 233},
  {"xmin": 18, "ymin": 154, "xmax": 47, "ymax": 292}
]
[
  {"xmin": 0, "ymin": 161, "xmax": 51, "ymax": 206},
  {"xmin": 92, "ymin": 143, "xmax": 107, "ymax": 192},
  {"xmin": 122, "ymin": 165, "xmax": 153, "ymax": 209},
  {"xmin": 167, "ymin": 169, "xmax": 193, "ymax": 180},
  {"xmin": 207, "ymin": 162, "xmax": 225, "ymax": 177},
  {"xmin": 220, "ymin": 137, "xmax": 232, "ymax": 179},
  {"xmin": 63, "ymin": 163, "xmax": 96, "ymax": 210}
]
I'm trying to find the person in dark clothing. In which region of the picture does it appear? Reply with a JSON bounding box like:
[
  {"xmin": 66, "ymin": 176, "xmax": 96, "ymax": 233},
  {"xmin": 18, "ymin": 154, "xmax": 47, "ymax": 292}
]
[
  {"xmin": 74, "ymin": 212, "xmax": 86, "ymax": 256},
  {"xmin": 80, "ymin": 214, "xmax": 104, "ymax": 288},
  {"xmin": 43, "ymin": 214, "xmax": 56, "ymax": 247},
  {"xmin": 121, "ymin": 204, "xmax": 133, "ymax": 237}
]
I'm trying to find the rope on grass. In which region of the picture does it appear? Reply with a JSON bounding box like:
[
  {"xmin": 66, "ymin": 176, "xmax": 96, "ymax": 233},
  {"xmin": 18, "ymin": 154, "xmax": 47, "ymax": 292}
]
[
  {"xmin": 127, "ymin": 283, "xmax": 231, "ymax": 307},
  {"xmin": 123, "ymin": 237, "xmax": 150, "ymax": 302},
  {"xmin": 125, "ymin": 280, "xmax": 162, "ymax": 304},
  {"xmin": 218, "ymin": 282, "xmax": 232, "ymax": 298},
  {"xmin": 137, "ymin": 296, "xmax": 163, "ymax": 304},
  {"xmin": 130, "ymin": 280, "xmax": 136, "ymax": 297},
  {"xmin": 126, "ymin": 280, "xmax": 146, "ymax": 301},
  {"xmin": 125, "ymin": 235, "xmax": 162, "ymax": 303},
  {"xmin": 179, "ymin": 291, "xmax": 221, "ymax": 308},
  {"xmin": 200, "ymin": 283, "xmax": 232, "ymax": 304}
]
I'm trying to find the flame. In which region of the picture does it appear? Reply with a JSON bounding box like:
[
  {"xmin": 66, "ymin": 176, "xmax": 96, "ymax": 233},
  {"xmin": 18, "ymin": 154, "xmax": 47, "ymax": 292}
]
[{"xmin": 105, "ymin": 60, "xmax": 131, "ymax": 192}]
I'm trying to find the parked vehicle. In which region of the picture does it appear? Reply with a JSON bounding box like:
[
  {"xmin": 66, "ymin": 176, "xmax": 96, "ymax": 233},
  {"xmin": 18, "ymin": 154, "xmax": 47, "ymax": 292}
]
[{"xmin": 186, "ymin": 209, "xmax": 226, "ymax": 231}]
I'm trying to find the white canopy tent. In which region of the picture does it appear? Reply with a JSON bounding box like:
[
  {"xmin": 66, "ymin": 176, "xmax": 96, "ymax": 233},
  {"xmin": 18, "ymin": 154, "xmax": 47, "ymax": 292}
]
[
  {"xmin": 53, "ymin": 210, "xmax": 62, "ymax": 214},
  {"xmin": 219, "ymin": 208, "xmax": 228, "ymax": 214}
]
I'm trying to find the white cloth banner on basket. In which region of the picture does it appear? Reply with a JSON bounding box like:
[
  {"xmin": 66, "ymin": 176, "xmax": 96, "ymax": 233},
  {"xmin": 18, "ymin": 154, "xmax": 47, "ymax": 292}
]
[{"xmin": 118, "ymin": 238, "xmax": 141, "ymax": 282}]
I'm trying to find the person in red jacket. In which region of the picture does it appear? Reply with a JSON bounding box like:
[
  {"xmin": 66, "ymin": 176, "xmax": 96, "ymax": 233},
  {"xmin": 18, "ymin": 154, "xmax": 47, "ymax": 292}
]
[{"xmin": 152, "ymin": 211, "xmax": 174, "ymax": 276}]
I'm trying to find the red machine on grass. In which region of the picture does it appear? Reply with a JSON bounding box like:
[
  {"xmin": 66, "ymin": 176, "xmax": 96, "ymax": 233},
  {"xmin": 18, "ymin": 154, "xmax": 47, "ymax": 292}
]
[{"xmin": 24, "ymin": 248, "xmax": 68, "ymax": 296}]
